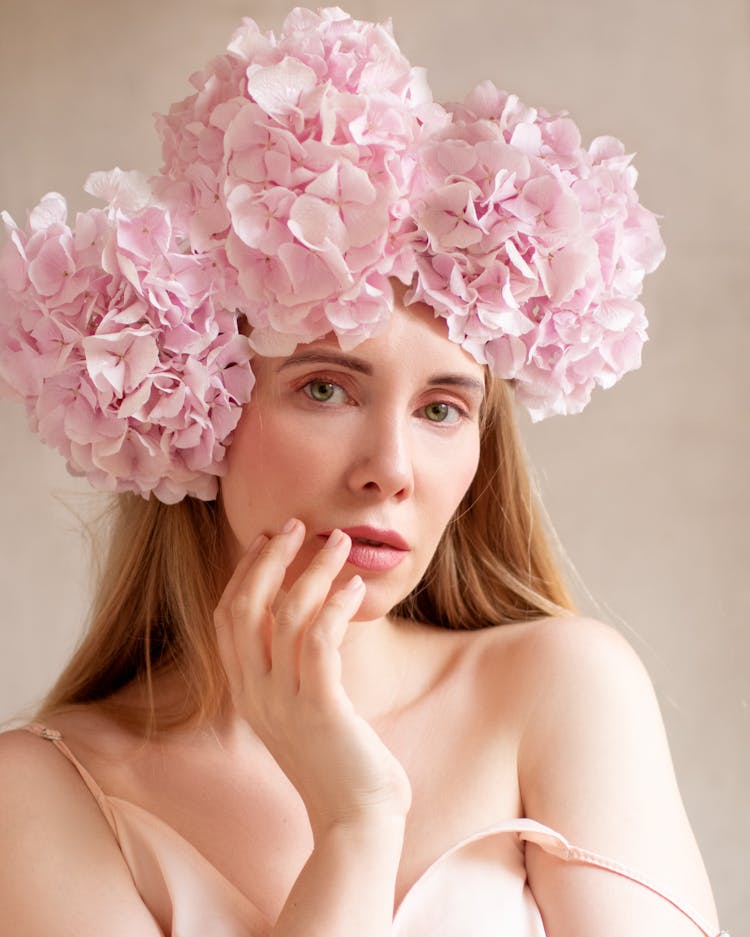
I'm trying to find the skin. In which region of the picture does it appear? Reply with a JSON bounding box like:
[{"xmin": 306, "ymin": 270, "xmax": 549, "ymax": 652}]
[
  {"xmin": 215, "ymin": 299, "xmax": 486, "ymax": 854},
  {"xmin": 0, "ymin": 299, "xmax": 721, "ymax": 936},
  {"xmin": 220, "ymin": 298, "xmax": 485, "ymax": 620}
]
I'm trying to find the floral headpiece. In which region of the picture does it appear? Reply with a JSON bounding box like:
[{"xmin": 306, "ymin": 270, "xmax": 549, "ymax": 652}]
[{"xmin": 0, "ymin": 6, "xmax": 664, "ymax": 503}]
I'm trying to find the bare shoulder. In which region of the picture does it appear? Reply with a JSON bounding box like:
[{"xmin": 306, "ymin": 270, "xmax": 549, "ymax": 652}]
[
  {"xmin": 0, "ymin": 724, "xmax": 100, "ymax": 853},
  {"xmin": 488, "ymin": 612, "xmax": 644, "ymax": 666},
  {"xmin": 499, "ymin": 618, "xmax": 719, "ymax": 929},
  {"xmin": 500, "ymin": 615, "xmax": 667, "ymax": 785},
  {"xmin": 511, "ymin": 614, "xmax": 652, "ymax": 696},
  {"xmin": 463, "ymin": 614, "xmax": 652, "ymax": 726},
  {"xmin": 524, "ymin": 617, "xmax": 675, "ymax": 777},
  {"xmin": 466, "ymin": 614, "xmax": 690, "ymax": 832},
  {"xmin": 0, "ymin": 724, "xmax": 90, "ymax": 803},
  {"xmin": 0, "ymin": 726, "xmax": 163, "ymax": 936}
]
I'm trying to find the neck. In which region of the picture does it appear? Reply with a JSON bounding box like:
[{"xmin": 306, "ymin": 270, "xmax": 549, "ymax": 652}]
[
  {"xmin": 337, "ymin": 613, "xmax": 422, "ymax": 722},
  {"xmin": 126, "ymin": 614, "xmax": 443, "ymax": 742}
]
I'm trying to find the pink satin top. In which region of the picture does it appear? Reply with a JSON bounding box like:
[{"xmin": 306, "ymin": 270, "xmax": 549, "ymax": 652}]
[{"xmin": 25, "ymin": 723, "xmax": 725, "ymax": 937}]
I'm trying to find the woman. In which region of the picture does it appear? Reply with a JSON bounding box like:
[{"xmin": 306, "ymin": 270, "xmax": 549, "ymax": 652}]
[{"xmin": 0, "ymin": 7, "xmax": 726, "ymax": 935}]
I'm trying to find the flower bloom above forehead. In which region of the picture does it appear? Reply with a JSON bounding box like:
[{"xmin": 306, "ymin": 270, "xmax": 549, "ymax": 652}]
[
  {"xmin": 0, "ymin": 5, "xmax": 665, "ymax": 502},
  {"xmin": 155, "ymin": 6, "xmax": 448, "ymax": 355}
]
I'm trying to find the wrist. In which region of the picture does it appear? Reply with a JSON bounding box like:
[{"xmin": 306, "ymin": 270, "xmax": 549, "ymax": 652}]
[{"xmin": 311, "ymin": 809, "xmax": 408, "ymax": 847}]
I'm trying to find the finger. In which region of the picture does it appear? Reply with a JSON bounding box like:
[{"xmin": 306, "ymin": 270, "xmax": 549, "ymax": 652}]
[
  {"xmin": 228, "ymin": 520, "xmax": 306, "ymax": 679},
  {"xmin": 216, "ymin": 532, "xmax": 269, "ymax": 618},
  {"xmin": 298, "ymin": 574, "xmax": 366, "ymax": 704},
  {"xmin": 271, "ymin": 530, "xmax": 352, "ymax": 694},
  {"xmin": 214, "ymin": 533, "xmax": 269, "ymax": 693}
]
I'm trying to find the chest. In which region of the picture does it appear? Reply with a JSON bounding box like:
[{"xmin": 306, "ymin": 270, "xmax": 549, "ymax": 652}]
[{"xmin": 108, "ymin": 705, "xmax": 523, "ymax": 920}]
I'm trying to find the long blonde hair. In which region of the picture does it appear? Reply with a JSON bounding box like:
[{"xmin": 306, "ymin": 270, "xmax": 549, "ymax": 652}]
[{"xmin": 37, "ymin": 376, "xmax": 574, "ymax": 728}]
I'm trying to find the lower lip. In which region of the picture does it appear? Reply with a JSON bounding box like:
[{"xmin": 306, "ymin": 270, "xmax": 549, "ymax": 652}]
[{"xmin": 346, "ymin": 541, "xmax": 408, "ymax": 572}]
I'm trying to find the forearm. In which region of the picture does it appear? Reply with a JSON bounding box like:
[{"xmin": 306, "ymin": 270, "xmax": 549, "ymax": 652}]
[{"xmin": 272, "ymin": 816, "xmax": 406, "ymax": 937}]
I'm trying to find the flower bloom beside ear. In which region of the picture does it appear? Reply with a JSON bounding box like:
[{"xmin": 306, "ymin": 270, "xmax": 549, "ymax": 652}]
[{"xmin": 0, "ymin": 175, "xmax": 254, "ymax": 502}]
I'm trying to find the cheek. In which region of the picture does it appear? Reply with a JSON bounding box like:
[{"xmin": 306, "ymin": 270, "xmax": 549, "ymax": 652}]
[
  {"xmin": 221, "ymin": 412, "xmax": 331, "ymax": 544},
  {"xmin": 254, "ymin": 421, "xmax": 337, "ymax": 496},
  {"xmin": 461, "ymin": 437, "xmax": 482, "ymax": 489},
  {"xmin": 225, "ymin": 405, "xmax": 305, "ymax": 492},
  {"xmin": 439, "ymin": 437, "xmax": 481, "ymax": 512}
]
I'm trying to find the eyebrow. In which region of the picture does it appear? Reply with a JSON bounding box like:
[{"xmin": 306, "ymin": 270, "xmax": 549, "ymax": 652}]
[
  {"xmin": 278, "ymin": 350, "xmax": 485, "ymax": 395},
  {"xmin": 278, "ymin": 351, "xmax": 373, "ymax": 375}
]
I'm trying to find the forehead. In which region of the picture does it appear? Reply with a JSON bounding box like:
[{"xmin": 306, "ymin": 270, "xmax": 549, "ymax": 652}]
[{"xmin": 265, "ymin": 301, "xmax": 486, "ymax": 379}]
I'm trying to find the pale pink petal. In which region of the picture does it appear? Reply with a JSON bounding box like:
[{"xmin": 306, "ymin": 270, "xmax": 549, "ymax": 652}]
[
  {"xmin": 27, "ymin": 237, "xmax": 75, "ymax": 296},
  {"xmin": 84, "ymin": 168, "xmax": 152, "ymax": 211},
  {"xmin": 246, "ymin": 57, "xmax": 318, "ymax": 121},
  {"xmin": 29, "ymin": 193, "xmax": 68, "ymax": 232},
  {"xmin": 288, "ymin": 194, "xmax": 348, "ymax": 251}
]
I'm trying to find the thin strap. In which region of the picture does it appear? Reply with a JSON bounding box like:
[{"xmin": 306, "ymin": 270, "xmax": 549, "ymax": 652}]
[
  {"xmin": 518, "ymin": 820, "xmax": 725, "ymax": 937},
  {"xmin": 23, "ymin": 723, "xmax": 119, "ymax": 835},
  {"xmin": 20, "ymin": 732, "xmax": 728, "ymax": 937}
]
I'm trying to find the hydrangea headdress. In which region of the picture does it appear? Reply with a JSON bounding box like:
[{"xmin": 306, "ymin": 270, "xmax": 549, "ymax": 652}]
[{"xmin": 0, "ymin": 6, "xmax": 665, "ymax": 503}]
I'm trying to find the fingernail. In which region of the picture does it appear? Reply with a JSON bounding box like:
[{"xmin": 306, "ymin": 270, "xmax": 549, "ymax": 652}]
[
  {"xmin": 345, "ymin": 574, "xmax": 364, "ymax": 591},
  {"xmin": 324, "ymin": 529, "xmax": 345, "ymax": 549},
  {"xmin": 282, "ymin": 518, "xmax": 298, "ymax": 534}
]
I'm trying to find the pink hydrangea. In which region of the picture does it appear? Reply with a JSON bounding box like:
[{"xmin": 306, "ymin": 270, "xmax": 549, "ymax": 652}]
[
  {"xmin": 0, "ymin": 175, "xmax": 253, "ymax": 502},
  {"xmin": 407, "ymin": 82, "xmax": 665, "ymax": 419},
  {"xmin": 153, "ymin": 6, "xmax": 449, "ymax": 355},
  {"xmin": 151, "ymin": 10, "xmax": 663, "ymax": 422},
  {"xmin": 1, "ymin": 9, "xmax": 666, "ymax": 501}
]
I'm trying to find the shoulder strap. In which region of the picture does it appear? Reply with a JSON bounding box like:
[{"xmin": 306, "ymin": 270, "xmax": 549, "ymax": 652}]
[
  {"xmin": 516, "ymin": 819, "xmax": 724, "ymax": 937},
  {"xmin": 20, "ymin": 733, "xmax": 728, "ymax": 937},
  {"xmin": 23, "ymin": 722, "xmax": 119, "ymax": 834}
]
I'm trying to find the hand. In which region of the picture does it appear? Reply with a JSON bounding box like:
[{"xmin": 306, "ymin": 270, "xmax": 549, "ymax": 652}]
[{"xmin": 214, "ymin": 519, "xmax": 412, "ymax": 838}]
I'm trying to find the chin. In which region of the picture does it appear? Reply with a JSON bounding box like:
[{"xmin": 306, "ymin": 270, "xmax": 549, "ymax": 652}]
[
  {"xmin": 349, "ymin": 597, "xmax": 393, "ymax": 622},
  {"xmin": 347, "ymin": 579, "xmax": 414, "ymax": 623}
]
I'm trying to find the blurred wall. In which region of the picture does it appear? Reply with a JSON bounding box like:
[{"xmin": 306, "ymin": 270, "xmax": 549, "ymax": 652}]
[{"xmin": 1, "ymin": 0, "xmax": 747, "ymax": 929}]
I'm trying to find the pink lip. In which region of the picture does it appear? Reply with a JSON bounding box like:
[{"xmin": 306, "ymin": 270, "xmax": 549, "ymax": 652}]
[
  {"xmin": 318, "ymin": 526, "xmax": 410, "ymax": 572},
  {"xmin": 339, "ymin": 526, "xmax": 409, "ymax": 550}
]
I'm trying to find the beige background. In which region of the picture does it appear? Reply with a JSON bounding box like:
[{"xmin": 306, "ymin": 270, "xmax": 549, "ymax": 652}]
[{"xmin": 1, "ymin": 0, "xmax": 747, "ymax": 929}]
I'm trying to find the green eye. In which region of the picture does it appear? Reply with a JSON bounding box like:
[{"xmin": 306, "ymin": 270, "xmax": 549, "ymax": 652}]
[
  {"xmin": 425, "ymin": 402, "xmax": 451, "ymax": 422},
  {"xmin": 307, "ymin": 380, "xmax": 336, "ymax": 402}
]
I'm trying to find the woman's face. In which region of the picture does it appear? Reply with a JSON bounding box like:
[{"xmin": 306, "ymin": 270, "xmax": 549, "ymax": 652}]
[{"xmin": 221, "ymin": 299, "xmax": 485, "ymax": 620}]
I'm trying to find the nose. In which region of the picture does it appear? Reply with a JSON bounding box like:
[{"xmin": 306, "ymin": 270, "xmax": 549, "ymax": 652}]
[{"xmin": 346, "ymin": 411, "xmax": 414, "ymax": 501}]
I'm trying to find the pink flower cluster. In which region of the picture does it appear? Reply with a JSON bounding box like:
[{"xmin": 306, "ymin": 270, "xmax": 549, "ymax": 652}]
[
  {"xmin": 0, "ymin": 173, "xmax": 253, "ymax": 502},
  {"xmin": 154, "ymin": 6, "xmax": 448, "ymax": 355},
  {"xmin": 409, "ymin": 82, "xmax": 665, "ymax": 419},
  {"xmin": 0, "ymin": 7, "xmax": 666, "ymax": 501},
  {"xmin": 154, "ymin": 6, "xmax": 664, "ymax": 418}
]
